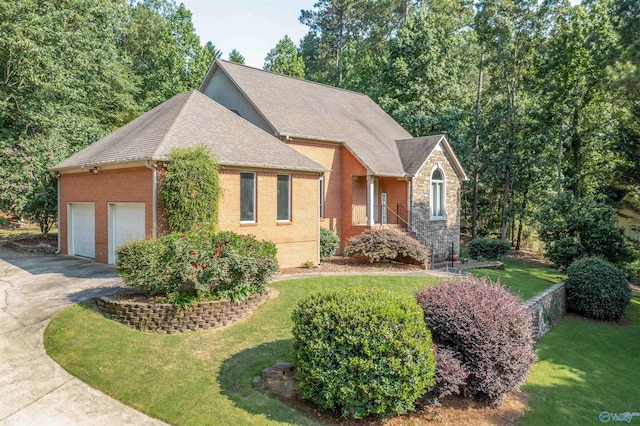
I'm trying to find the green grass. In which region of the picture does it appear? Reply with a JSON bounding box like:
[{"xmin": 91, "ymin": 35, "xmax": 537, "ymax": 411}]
[
  {"xmin": 520, "ymin": 292, "xmax": 640, "ymax": 425},
  {"xmin": 48, "ymin": 263, "xmax": 622, "ymax": 426},
  {"xmin": 45, "ymin": 275, "xmax": 436, "ymax": 425},
  {"xmin": 470, "ymin": 258, "xmax": 565, "ymax": 300}
]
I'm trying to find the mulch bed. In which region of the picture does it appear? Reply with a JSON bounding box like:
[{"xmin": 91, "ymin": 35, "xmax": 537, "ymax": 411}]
[
  {"xmin": 280, "ymin": 256, "xmax": 425, "ymax": 276},
  {"xmin": 279, "ymin": 391, "xmax": 529, "ymax": 426},
  {"xmin": 8, "ymin": 235, "xmax": 58, "ymax": 247}
]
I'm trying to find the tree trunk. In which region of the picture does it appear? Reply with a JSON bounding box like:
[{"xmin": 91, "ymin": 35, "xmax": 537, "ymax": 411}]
[
  {"xmin": 501, "ymin": 82, "xmax": 516, "ymax": 241},
  {"xmin": 472, "ymin": 51, "xmax": 484, "ymax": 239},
  {"xmin": 557, "ymin": 108, "xmax": 564, "ymax": 197},
  {"xmin": 516, "ymin": 189, "xmax": 528, "ymax": 250}
]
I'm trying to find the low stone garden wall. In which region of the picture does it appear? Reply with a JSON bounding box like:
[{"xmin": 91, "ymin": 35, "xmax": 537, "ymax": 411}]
[
  {"xmin": 96, "ymin": 289, "xmax": 272, "ymax": 334},
  {"xmin": 523, "ymin": 281, "xmax": 566, "ymax": 339}
]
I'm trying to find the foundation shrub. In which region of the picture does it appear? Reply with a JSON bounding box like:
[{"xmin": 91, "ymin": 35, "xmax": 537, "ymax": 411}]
[
  {"xmin": 467, "ymin": 237, "xmax": 511, "ymax": 260},
  {"xmin": 116, "ymin": 230, "xmax": 278, "ymax": 303},
  {"xmin": 566, "ymin": 257, "xmax": 631, "ymax": 321},
  {"xmin": 319, "ymin": 227, "xmax": 339, "ymax": 261},
  {"xmin": 292, "ymin": 287, "xmax": 436, "ymax": 418},
  {"xmin": 344, "ymin": 229, "xmax": 427, "ymax": 265},
  {"xmin": 415, "ymin": 276, "xmax": 536, "ymax": 403}
]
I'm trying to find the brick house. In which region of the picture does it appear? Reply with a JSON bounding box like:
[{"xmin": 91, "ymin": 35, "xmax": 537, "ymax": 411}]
[
  {"xmin": 51, "ymin": 60, "xmax": 467, "ymax": 268},
  {"xmin": 51, "ymin": 91, "xmax": 326, "ymax": 268},
  {"xmin": 200, "ymin": 60, "xmax": 468, "ymax": 263}
]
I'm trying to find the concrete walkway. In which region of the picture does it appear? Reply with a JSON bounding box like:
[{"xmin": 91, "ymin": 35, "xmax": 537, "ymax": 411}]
[{"xmin": 0, "ymin": 247, "xmax": 164, "ymax": 425}]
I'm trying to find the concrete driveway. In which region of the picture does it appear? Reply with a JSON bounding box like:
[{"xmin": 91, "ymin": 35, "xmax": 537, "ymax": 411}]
[{"xmin": 0, "ymin": 246, "xmax": 165, "ymax": 425}]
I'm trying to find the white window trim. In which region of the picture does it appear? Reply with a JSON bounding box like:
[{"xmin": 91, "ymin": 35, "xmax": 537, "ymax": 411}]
[
  {"xmin": 630, "ymin": 223, "xmax": 640, "ymax": 241},
  {"xmin": 430, "ymin": 165, "xmax": 446, "ymax": 220},
  {"xmin": 240, "ymin": 172, "xmax": 256, "ymax": 223},
  {"xmin": 277, "ymin": 174, "xmax": 291, "ymax": 222}
]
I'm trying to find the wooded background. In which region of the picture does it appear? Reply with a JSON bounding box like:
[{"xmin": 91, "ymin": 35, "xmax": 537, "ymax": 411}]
[{"xmin": 2, "ymin": 0, "xmax": 638, "ymax": 246}]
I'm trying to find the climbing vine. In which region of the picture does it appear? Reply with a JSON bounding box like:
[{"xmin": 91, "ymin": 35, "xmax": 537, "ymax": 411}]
[{"xmin": 160, "ymin": 145, "xmax": 220, "ymax": 233}]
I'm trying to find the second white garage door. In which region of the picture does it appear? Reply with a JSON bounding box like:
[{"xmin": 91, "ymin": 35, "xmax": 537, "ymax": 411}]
[{"xmin": 108, "ymin": 203, "xmax": 146, "ymax": 264}]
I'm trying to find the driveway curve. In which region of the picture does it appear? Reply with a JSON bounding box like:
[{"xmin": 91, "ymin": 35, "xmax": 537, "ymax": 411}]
[{"xmin": 0, "ymin": 246, "xmax": 165, "ymax": 425}]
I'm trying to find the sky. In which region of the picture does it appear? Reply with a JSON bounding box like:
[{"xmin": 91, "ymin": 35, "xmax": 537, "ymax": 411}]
[{"xmin": 183, "ymin": 0, "xmax": 316, "ymax": 69}]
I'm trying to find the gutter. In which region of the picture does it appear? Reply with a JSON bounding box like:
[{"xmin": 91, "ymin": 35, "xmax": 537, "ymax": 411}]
[{"xmin": 145, "ymin": 161, "xmax": 158, "ymax": 238}]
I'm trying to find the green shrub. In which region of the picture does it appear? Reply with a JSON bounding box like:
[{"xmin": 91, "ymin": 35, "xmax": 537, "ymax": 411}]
[
  {"xmin": 116, "ymin": 230, "xmax": 278, "ymax": 303},
  {"xmin": 467, "ymin": 237, "xmax": 511, "ymax": 260},
  {"xmin": 21, "ymin": 174, "xmax": 57, "ymax": 236},
  {"xmin": 319, "ymin": 227, "xmax": 339, "ymax": 261},
  {"xmin": 159, "ymin": 145, "xmax": 220, "ymax": 233},
  {"xmin": 537, "ymin": 194, "xmax": 636, "ymax": 270},
  {"xmin": 566, "ymin": 257, "xmax": 631, "ymax": 321},
  {"xmin": 292, "ymin": 287, "xmax": 435, "ymax": 418},
  {"xmin": 344, "ymin": 229, "xmax": 427, "ymax": 265},
  {"xmin": 116, "ymin": 238, "xmax": 173, "ymax": 295}
]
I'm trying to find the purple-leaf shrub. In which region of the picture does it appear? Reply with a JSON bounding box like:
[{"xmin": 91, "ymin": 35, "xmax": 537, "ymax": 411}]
[
  {"xmin": 415, "ymin": 277, "xmax": 536, "ymax": 403},
  {"xmin": 345, "ymin": 229, "xmax": 428, "ymax": 265},
  {"xmin": 424, "ymin": 346, "xmax": 469, "ymax": 405}
]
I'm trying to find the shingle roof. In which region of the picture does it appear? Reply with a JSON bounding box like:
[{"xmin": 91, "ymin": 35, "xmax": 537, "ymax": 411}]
[
  {"xmin": 205, "ymin": 60, "xmax": 413, "ymax": 176},
  {"xmin": 51, "ymin": 90, "xmax": 326, "ymax": 173},
  {"xmin": 396, "ymin": 135, "xmax": 468, "ymax": 179},
  {"xmin": 396, "ymin": 135, "xmax": 444, "ymax": 176}
]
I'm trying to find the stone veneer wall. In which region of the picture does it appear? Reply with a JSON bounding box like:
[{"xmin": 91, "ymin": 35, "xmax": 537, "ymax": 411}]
[
  {"xmin": 96, "ymin": 290, "xmax": 272, "ymax": 334},
  {"xmin": 523, "ymin": 282, "xmax": 566, "ymax": 339},
  {"xmin": 411, "ymin": 149, "xmax": 462, "ymax": 258}
]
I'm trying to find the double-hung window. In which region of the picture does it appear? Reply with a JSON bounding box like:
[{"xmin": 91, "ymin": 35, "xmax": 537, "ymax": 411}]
[
  {"xmin": 430, "ymin": 168, "xmax": 445, "ymax": 219},
  {"xmin": 277, "ymin": 174, "xmax": 291, "ymax": 221},
  {"xmin": 240, "ymin": 172, "xmax": 256, "ymax": 222}
]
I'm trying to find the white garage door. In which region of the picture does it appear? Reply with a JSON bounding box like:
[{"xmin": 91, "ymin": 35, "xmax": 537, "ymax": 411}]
[
  {"xmin": 109, "ymin": 203, "xmax": 146, "ymax": 264},
  {"xmin": 69, "ymin": 203, "xmax": 95, "ymax": 259}
]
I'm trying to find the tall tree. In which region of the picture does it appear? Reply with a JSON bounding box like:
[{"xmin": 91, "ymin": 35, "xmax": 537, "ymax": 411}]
[
  {"xmin": 263, "ymin": 35, "xmax": 305, "ymax": 78},
  {"xmin": 0, "ymin": 0, "xmax": 137, "ymax": 214},
  {"xmin": 299, "ymin": 0, "xmax": 364, "ymax": 86},
  {"xmin": 475, "ymin": 0, "xmax": 540, "ymax": 240},
  {"xmin": 121, "ymin": 0, "xmax": 207, "ymax": 110},
  {"xmin": 228, "ymin": 49, "xmax": 245, "ymax": 64},
  {"xmin": 378, "ymin": 0, "xmax": 477, "ymax": 140},
  {"xmin": 535, "ymin": 0, "xmax": 622, "ymax": 198}
]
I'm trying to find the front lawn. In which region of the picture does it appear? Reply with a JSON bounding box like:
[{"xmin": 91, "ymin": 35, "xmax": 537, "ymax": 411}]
[
  {"xmin": 45, "ymin": 275, "xmax": 434, "ymax": 425},
  {"xmin": 470, "ymin": 258, "xmax": 564, "ymax": 300},
  {"xmin": 521, "ymin": 292, "xmax": 640, "ymax": 425},
  {"xmin": 45, "ymin": 264, "xmax": 635, "ymax": 426}
]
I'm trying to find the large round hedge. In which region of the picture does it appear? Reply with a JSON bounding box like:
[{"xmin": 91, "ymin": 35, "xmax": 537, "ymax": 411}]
[
  {"xmin": 566, "ymin": 257, "xmax": 631, "ymax": 321},
  {"xmin": 415, "ymin": 276, "xmax": 536, "ymax": 403},
  {"xmin": 291, "ymin": 287, "xmax": 435, "ymax": 418}
]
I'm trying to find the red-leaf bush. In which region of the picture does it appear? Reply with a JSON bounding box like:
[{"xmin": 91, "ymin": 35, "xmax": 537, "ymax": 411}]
[
  {"xmin": 415, "ymin": 277, "xmax": 536, "ymax": 403},
  {"xmin": 344, "ymin": 229, "xmax": 427, "ymax": 265},
  {"xmin": 423, "ymin": 346, "xmax": 469, "ymax": 405}
]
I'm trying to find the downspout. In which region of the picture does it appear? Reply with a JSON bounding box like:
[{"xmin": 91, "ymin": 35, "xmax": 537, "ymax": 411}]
[
  {"xmin": 145, "ymin": 161, "xmax": 158, "ymax": 238},
  {"xmin": 55, "ymin": 172, "xmax": 61, "ymax": 254},
  {"xmin": 405, "ymin": 175, "xmax": 412, "ymax": 226},
  {"xmin": 318, "ymin": 173, "xmax": 322, "ymax": 265}
]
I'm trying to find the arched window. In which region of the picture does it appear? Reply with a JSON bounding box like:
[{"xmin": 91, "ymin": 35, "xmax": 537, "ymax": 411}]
[{"xmin": 431, "ymin": 168, "xmax": 445, "ymax": 219}]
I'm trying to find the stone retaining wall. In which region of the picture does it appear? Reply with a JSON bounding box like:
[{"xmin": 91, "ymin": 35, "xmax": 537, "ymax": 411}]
[
  {"xmin": 523, "ymin": 281, "xmax": 565, "ymax": 339},
  {"xmin": 96, "ymin": 289, "xmax": 272, "ymax": 333}
]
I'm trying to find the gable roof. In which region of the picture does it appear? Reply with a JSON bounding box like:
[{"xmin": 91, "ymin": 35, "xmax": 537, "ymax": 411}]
[
  {"xmin": 51, "ymin": 90, "xmax": 326, "ymax": 173},
  {"xmin": 201, "ymin": 59, "xmax": 413, "ymax": 177},
  {"xmin": 396, "ymin": 135, "xmax": 468, "ymax": 180}
]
